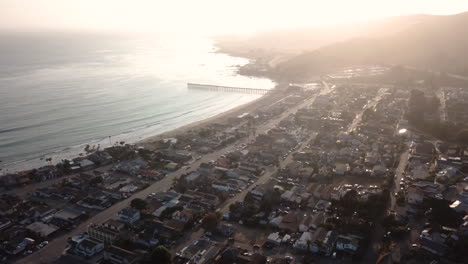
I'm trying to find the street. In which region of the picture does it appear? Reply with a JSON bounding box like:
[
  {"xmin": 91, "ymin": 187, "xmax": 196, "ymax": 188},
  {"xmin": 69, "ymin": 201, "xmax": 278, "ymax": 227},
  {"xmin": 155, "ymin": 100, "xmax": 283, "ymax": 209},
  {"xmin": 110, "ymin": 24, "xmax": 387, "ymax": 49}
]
[{"xmin": 16, "ymin": 84, "xmax": 333, "ymax": 264}]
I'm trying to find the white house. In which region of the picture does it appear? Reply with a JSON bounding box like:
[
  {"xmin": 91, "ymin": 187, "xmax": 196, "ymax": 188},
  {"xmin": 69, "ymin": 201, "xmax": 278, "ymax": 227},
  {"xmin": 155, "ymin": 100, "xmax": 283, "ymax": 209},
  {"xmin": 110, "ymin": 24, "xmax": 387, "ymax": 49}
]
[
  {"xmin": 293, "ymin": 232, "xmax": 312, "ymax": 251},
  {"xmin": 117, "ymin": 207, "xmax": 140, "ymax": 224},
  {"xmin": 75, "ymin": 237, "xmax": 105, "ymax": 257},
  {"xmin": 267, "ymin": 232, "xmax": 282, "ymax": 246}
]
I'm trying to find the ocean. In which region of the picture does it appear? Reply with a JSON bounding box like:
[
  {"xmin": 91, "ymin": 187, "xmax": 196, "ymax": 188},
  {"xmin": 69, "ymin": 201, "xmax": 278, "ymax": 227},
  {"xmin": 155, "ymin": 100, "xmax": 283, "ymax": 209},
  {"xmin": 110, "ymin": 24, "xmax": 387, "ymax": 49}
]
[{"xmin": 0, "ymin": 32, "xmax": 274, "ymax": 173}]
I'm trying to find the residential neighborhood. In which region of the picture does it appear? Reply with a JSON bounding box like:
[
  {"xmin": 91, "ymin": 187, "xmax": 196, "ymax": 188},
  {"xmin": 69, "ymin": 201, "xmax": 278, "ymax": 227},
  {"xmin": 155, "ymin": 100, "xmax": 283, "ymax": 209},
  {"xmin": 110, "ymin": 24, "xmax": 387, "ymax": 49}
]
[{"xmin": 1, "ymin": 77, "xmax": 468, "ymax": 264}]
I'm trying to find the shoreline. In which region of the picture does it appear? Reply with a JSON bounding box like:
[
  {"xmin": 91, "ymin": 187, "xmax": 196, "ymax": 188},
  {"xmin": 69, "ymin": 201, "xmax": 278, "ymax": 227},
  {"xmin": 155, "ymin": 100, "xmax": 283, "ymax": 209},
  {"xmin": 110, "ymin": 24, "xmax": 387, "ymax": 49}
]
[
  {"xmin": 0, "ymin": 86, "xmax": 282, "ymax": 175},
  {"xmin": 140, "ymin": 44, "xmax": 284, "ymax": 145},
  {"xmin": 0, "ymin": 41, "xmax": 281, "ymax": 175},
  {"xmin": 140, "ymin": 85, "xmax": 283, "ymax": 145}
]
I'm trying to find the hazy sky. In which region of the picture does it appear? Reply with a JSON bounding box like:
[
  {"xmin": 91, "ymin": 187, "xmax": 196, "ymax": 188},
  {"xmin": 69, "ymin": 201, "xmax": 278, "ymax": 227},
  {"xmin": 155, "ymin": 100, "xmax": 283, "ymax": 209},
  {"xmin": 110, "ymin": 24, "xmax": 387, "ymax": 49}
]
[{"xmin": 1, "ymin": 0, "xmax": 468, "ymax": 34}]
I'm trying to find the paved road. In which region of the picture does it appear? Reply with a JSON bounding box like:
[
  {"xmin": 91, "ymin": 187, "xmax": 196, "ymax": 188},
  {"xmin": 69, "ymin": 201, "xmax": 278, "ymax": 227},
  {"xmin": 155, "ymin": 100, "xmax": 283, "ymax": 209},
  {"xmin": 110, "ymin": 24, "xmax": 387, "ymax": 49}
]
[
  {"xmin": 347, "ymin": 88, "xmax": 388, "ymax": 133},
  {"xmin": 390, "ymin": 148, "xmax": 410, "ymax": 211},
  {"xmin": 218, "ymin": 132, "xmax": 318, "ymax": 215},
  {"xmin": 17, "ymin": 85, "xmax": 333, "ymax": 264},
  {"xmin": 436, "ymin": 87, "xmax": 447, "ymax": 122}
]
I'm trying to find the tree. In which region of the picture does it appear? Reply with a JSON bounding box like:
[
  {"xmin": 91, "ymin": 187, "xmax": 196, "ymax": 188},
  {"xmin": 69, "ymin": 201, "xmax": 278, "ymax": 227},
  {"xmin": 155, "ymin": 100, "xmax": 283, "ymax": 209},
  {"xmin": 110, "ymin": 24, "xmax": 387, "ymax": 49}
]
[
  {"xmin": 243, "ymin": 203, "xmax": 260, "ymax": 218},
  {"xmin": 201, "ymin": 212, "xmax": 219, "ymax": 231},
  {"xmin": 130, "ymin": 198, "xmax": 148, "ymax": 211},
  {"xmin": 89, "ymin": 176, "xmax": 103, "ymax": 186},
  {"xmin": 148, "ymin": 246, "xmax": 172, "ymax": 264},
  {"xmin": 425, "ymin": 198, "xmax": 463, "ymax": 228},
  {"xmin": 160, "ymin": 205, "xmax": 183, "ymax": 220},
  {"xmin": 339, "ymin": 189, "xmax": 359, "ymax": 217}
]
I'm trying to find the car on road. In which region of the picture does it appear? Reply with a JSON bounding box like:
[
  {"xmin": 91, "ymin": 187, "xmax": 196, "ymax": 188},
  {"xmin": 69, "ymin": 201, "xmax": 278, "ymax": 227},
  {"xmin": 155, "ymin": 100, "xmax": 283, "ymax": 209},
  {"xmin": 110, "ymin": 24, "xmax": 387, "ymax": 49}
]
[{"xmin": 22, "ymin": 250, "xmax": 33, "ymax": 256}]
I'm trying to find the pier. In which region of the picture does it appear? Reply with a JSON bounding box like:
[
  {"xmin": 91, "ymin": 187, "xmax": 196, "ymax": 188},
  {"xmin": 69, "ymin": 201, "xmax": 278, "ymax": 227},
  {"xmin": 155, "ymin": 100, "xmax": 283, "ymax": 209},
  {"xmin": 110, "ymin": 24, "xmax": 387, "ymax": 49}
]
[{"xmin": 187, "ymin": 83, "xmax": 270, "ymax": 94}]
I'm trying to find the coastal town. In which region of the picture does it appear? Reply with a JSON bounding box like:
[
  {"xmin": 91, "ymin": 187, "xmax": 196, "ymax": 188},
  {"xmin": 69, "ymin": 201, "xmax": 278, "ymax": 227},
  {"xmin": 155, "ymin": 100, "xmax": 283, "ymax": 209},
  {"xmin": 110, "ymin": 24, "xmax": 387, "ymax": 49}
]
[{"xmin": 1, "ymin": 69, "xmax": 468, "ymax": 264}]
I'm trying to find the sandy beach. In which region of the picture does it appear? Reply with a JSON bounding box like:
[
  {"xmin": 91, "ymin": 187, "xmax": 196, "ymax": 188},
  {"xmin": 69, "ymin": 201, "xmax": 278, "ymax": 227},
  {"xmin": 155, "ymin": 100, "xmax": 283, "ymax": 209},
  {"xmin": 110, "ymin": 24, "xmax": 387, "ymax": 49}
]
[
  {"xmin": 138, "ymin": 45, "xmax": 285, "ymax": 146},
  {"xmin": 140, "ymin": 85, "xmax": 284, "ymax": 145},
  {"xmin": 0, "ymin": 85, "xmax": 282, "ymax": 174}
]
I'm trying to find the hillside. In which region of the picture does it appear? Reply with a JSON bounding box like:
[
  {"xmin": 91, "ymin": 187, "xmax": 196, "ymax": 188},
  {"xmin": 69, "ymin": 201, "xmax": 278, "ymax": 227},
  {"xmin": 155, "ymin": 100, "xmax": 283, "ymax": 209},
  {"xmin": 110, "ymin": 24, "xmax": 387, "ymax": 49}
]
[
  {"xmin": 215, "ymin": 14, "xmax": 431, "ymax": 57},
  {"xmin": 274, "ymin": 12, "xmax": 468, "ymax": 80}
]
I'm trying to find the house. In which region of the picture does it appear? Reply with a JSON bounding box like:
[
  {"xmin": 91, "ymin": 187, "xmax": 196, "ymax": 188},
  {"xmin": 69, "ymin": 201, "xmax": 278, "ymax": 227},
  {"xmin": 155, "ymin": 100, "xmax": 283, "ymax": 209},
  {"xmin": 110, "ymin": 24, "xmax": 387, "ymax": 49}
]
[
  {"xmin": 164, "ymin": 219, "xmax": 185, "ymax": 233},
  {"xmin": 212, "ymin": 182, "xmax": 232, "ymax": 192},
  {"xmin": 299, "ymin": 215, "xmax": 313, "ymax": 232},
  {"xmin": 152, "ymin": 198, "xmax": 180, "ymax": 217},
  {"xmin": 266, "ymin": 232, "xmax": 282, "ymax": 246},
  {"xmin": 199, "ymin": 162, "xmax": 215, "ymax": 174},
  {"xmin": 436, "ymin": 166, "xmax": 459, "ymax": 182},
  {"xmin": 365, "ymin": 151, "xmax": 380, "ymax": 165},
  {"xmin": 336, "ymin": 235, "xmax": 359, "ymax": 253},
  {"xmin": 321, "ymin": 230, "xmax": 338, "ymax": 256},
  {"xmin": 185, "ymin": 171, "xmax": 201, "ymax": 182},
  {"xmin": 172, "ymin": 209, "xmax": 194, "ymax": 223},
  {"xmin": 26, "ymin": 222, "xmax": 59, "ymax": 238},
  {"xmin": 36, "ymin": 165, "xmax": 60, "ymax": 181},
  {"xmin": 88, "ymin": 219, "xmax": 125, "ymax": 244},
  {"xmin": 309, "ymin": 227, "xmax": 328, "ymax": 253},
  {"xmin": 0, "ymin": 174, "xmax": 18, "ymax": 188},
  {"xmin": 136, "ymin": 221, "xmax": 161, "ymax": 248},
  {"xmin": 151, "ymin": 220, "xmax": 179, "ymax": 240},
  {"xmin": 0, "ymin": 218, "xmax": 13, "ymax": 231},
  {"xmin": 176, "ymin": 237, "xmax": 221, "ymax": 263},
  {"xmin": 371, "ymin": 165, "xmax": 387, "ymax": 177},
  {"xmin": 407, "ymin": 187, "xmax": 425, "ymax": 205},
  {"xmin": 217, "ymin": 223, "xmax": 236, "ymax": 237},
  {"xmin": 3, "ymin": 237, "xmax": 35, "ymax": 255},
  {"xmin": 420, "ymin": 237, "xmax": 449, "ymax": 256},
  {"xmin": 118, "ymin": 207, "xmax": 140, "ymax": 224},
  {"xmin": 314, "ymin": 200, "xmax": 331, "ymax": 211},
  {"xmin": 161, "ymin": 151, "xmax": 192, "ymax": 163},
  {"xmin": 411, "ymin": 141, "xmax": 434, "ymax": 159},
  {"xmin": 459, "ymin": 215, "xmax": 468, "ymax": 235},
  {"xmin": 450, "ymin": 200, "xmax": 468, "ymax": 214},
  {"xmin": 79, "ymin": 159, "xmax": 96, "ymax": 170},
  {"xmin": 53, "ymin": 208, "xmax": 84, "ymax": 223},
  {"xmin": 103, "ymin": 245, "xmax": 142, "ymax": 264},
  {"xmin": 165, "ymin": 162, "xmax": 178, "ymax": 171},
  {"xmin": 310, "ymin": 212, "xmax": 325, "ymax": 230},
  {"xmin": 26, "ymin": 205, "xmax": 55, "ymax": 222},
  {"xmin": 334, "ymin": 163, "xmax": 350, "ymax": 175},
  {"xmin": 411, "ymin": 165, "xmax": 430, "ymax": 180},
  {"xmin": 278, "ymin": 212, "xmax": 301, "ymax": 232},
  {"xmin": 293, "ymin": 232, "xmax": 312, "ymax": 251},
  {"xmin": 250, "ymin": 186, "xmax": 267, "ymax": 201},
  {"xmin": 74, "ymin": 237, "xmax": 105, "ymax": 257},
  {"xmin": 77, "ymin": 196, "xmax": 109, "ymax": 210}
]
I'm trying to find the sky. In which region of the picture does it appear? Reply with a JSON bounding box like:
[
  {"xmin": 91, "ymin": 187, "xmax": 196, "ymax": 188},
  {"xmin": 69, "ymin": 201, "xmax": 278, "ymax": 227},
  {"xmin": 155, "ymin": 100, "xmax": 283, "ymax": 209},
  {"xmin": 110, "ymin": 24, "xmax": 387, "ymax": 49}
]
[{"xmin": 1, "ymin": 0, "xmax": 468, "ymax": 34}]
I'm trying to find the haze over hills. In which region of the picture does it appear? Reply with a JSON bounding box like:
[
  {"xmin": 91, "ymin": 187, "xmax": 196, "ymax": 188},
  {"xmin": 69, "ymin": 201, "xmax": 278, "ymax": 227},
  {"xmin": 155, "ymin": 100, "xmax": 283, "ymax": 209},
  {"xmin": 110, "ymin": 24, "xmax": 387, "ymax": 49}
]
[
  {"xmin": 217, "ymin": 12, "xmax": 468, "ymax": 81},
  {"xmin": 216, "ymin": 14, "xmax": 431, "ymax": 55}
]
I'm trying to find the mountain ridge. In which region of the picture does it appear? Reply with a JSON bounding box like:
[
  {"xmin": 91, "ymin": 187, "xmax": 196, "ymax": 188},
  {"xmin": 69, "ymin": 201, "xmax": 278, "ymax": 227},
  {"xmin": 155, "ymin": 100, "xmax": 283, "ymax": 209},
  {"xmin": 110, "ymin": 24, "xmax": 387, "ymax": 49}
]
[{"xmin": 273, "ymin": 11, "xmax": 468, "ymax": 80}]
